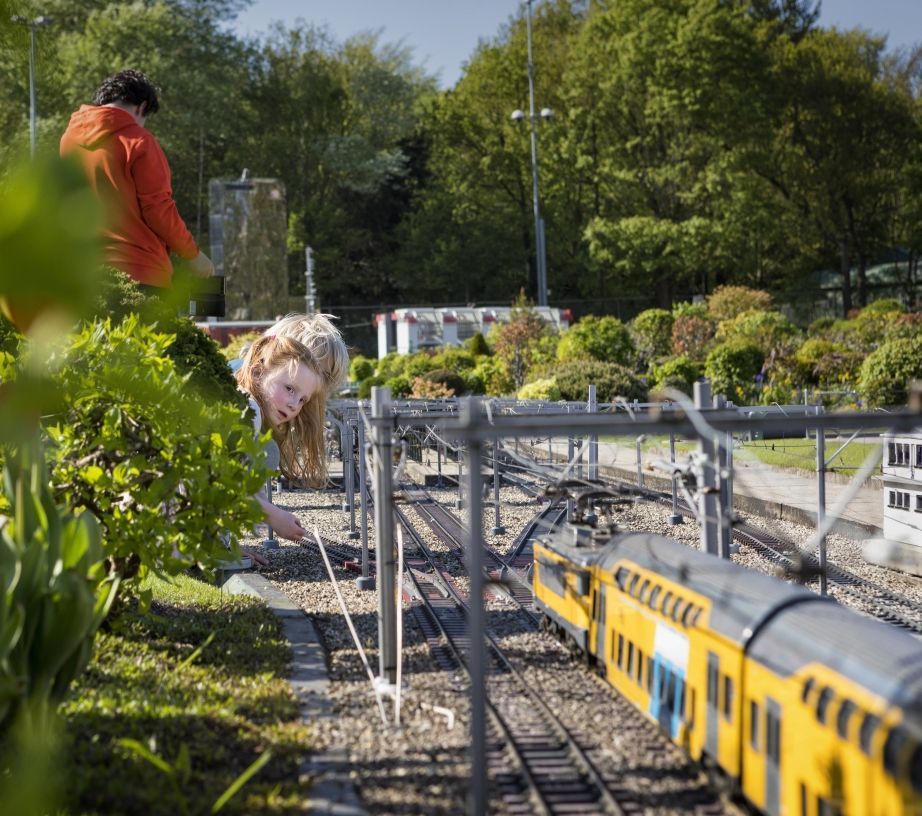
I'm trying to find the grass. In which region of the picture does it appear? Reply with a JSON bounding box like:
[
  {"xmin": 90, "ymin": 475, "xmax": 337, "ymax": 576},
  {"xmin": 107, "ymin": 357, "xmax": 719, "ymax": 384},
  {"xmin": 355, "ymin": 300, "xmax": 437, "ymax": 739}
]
[
  {"xmin": 738, "ymin": 436, "xmax": 882, "ymax": 474},
  {"xmin": 58, "ymin": 573, "xmax": 312, "ymax": 815}
]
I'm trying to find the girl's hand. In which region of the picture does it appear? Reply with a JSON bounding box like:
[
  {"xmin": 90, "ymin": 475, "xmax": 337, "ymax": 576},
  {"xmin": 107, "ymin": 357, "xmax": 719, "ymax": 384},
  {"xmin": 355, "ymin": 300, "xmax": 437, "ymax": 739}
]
[{"xmin": 266, "ymin": 502, "xmax": 307, "ymax": 542}]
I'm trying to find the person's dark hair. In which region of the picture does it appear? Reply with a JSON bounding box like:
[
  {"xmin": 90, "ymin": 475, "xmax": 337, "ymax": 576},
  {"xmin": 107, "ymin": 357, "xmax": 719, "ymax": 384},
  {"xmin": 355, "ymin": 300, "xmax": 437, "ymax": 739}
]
[{"xmin": 92, "ymin": 69, "xmax": 160, "ymax": 116}]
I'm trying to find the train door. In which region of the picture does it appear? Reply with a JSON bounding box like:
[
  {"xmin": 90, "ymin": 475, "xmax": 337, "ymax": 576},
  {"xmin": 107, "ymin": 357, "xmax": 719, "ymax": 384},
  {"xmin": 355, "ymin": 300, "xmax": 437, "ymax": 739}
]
[
  {"xmin": 706, "ymin": 651, "xmax": 720, "ymax": 758},
  {"xmin": 765, "ymin": 697, "xmax": 781, "ymax": 816},
  {"xmin": 594, "ymin": 584, "xmax": 606, "ymax": 660}
]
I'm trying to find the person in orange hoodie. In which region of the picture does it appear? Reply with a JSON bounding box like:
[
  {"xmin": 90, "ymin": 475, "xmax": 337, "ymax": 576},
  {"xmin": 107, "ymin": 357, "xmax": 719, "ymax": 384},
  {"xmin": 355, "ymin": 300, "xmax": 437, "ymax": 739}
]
[{"xmin": 60, "ymin": 69, "xmax": 214, "ymax": 289}]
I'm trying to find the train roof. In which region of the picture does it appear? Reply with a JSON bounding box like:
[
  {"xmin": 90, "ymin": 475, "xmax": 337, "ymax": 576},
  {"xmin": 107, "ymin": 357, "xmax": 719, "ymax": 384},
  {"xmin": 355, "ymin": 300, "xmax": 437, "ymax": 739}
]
[
  {"xmin": 596, "ymin": 531, "xmax": 822, "ymax": 643},
  {"xmin": 748, "ymin": 600, "xmax": 922, "ymax": 722}
]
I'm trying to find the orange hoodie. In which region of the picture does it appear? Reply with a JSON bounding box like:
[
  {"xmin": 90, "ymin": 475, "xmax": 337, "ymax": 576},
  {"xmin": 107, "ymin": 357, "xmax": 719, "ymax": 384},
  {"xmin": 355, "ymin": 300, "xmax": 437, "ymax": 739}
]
[{"xmin": 60, "ymin": 105, "xmax": 199, "ymax": 287}]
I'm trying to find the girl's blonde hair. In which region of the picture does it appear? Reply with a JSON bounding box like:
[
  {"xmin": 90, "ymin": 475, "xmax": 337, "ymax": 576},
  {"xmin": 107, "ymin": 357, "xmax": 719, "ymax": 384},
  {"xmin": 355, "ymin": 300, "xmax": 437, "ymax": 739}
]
[
  {"xmin": 267, "ymin": 313, "xmax": 349, "ymax": 393},
  {"xmin": 236, "ymin": 330, "xmax": 343, "ymax": 488}
]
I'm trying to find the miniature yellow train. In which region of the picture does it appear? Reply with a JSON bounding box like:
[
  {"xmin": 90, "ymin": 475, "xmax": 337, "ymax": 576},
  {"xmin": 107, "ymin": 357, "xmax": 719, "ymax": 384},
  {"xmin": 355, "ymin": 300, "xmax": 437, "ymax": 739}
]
[{"xmin": 533, "ymin": 526, "xmax": 922, "ymax": 816}]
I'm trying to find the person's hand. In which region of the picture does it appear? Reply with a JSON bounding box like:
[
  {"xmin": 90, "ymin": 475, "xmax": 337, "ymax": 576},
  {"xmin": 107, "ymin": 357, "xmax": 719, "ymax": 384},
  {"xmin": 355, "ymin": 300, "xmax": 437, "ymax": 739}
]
[
  {"xmin": 187, "ymin": 250, "xmax": 215, "ymax": 277},
  {"xmin": 266, "ymin": 503, "xmax": 306, "ymax": 541}
]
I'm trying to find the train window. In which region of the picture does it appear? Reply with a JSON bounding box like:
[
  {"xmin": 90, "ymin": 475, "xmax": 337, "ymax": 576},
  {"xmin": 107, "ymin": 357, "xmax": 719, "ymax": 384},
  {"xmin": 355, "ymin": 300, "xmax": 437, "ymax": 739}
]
[
  {"xmin": 690, "ymin": 607, "xmax": 703, "ymax": 626},
  {"xmin": 707, "ymin": 663, "xmax": 718, "ymax": 706},
  {"xmin": 817, "ymin": 797, "xmax": 843, "ymax": 816},
  {"xmin": 649, "ymin": 586, "xmax": 661, "ymax": 609},
  {"xmin": 678, "ymin": 677, "xmax": 686, "ymax": 718},
  {"xmin": 883, "ymin": 727, "xmax": 908, "ymax": 776},
  {"xmin": 689, "ymin": 687, "xmax": 696, "ymax": 728},
  {"xmin": 722, "ymin": 676, "xmax": 734, "ymax": 721},
  {"xmin": 629, "ymin": 573, "xmax": 640, "ymax": 596},
  {"xmin": 615, "ymin": 568, "xmax": 631, "ymax": 591},
  {"xmin": 909, "ymin": 744, "xmax": 922, "ymax": 795},
  {"xmin": 766, "ymin": 710, "xmax": 781, "ymax": 762},
  {"xmin": 816, "ymin": 687, "xmax": 834, "ymax": 725},
  {"xmin": 800, "ymin": 783, "xmax": 807, "ymax": 816},
  {"xmin": 836, "ymin": 699, "xmax": 856, "ymax": 740},
  {"xmin": 617, "ymin": 634, "xmax": 625, "ymax": 670},
  {"xmin": 672, "ymin": 599, "xmax": 685, "ymax": 622},
  {"xmin": 639, "ymin": 580, "xmax": 651, "ymax": 603},
  {"xmin": 646, "ymin": 656, "xmax": 654, "ymax": 693},
  {"xmin": 662, "ymin": 591, "xmax": 674, "ymax": 616},
  {"xmin": 859, "ymin": 714, "xmax": 880, "ymax": 756},
  {"xmin": 592, "ymin": 590, "xmax": 599, "ymax": 621},
  {"xmin": 681, "ymin": 604, "xmax": 695, "ymax": 627},
  {"xmin": 636, "ymin": 649, "xmax": 644, "ymax": 686},
  {"xmin": 627, "ymin": 642, "xmax": 635, "ymax": 679},
  {"xmin": 801, "ymin": 677, "xmax": 815, "ymax": 704},
  {"xmin": 750, "ymin": 700, "xmax": 761, "ymax": 750}
]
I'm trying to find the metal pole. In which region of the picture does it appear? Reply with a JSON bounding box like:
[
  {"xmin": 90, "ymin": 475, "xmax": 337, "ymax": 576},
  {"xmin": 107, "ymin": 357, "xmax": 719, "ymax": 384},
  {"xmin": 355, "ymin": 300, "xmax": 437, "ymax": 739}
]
[
  {"xmin": 525, "ymin": 0, "xmax": 547, "ymax": 307},
  {"xmin": 28, "ymin": 26, "xmax": 36, "ymax": 157},
  {"xmin": 491, "ymin": 440, "xmax": 505, "ymax": 534},
  {"xmin": 695, "ymin": 381, "xmax": 720, "ymax": 555},
  {"xmin": 567, "ymin": 433, "xmax": 575, "ymax": 518},
  {"xmin": 669, "ymin": 432, "xmax": 682, "ymax": 525},
  {"xmin": 346, "ymin": 417, "xmax": 359, "ymax": 539},
  {"xmin": 588, "ymin": 385, "xmax": 598, "ymax": 481},
  {"xmin": 356, "ymin": 410, "xmax": 373, "ymax": 590},
  {"xmin": 371, "ymin": 387, "xmax": 397, "ymax": 684},
  {"xmin": 816, "ymin": 420, "xmax": 827, "ymax": 595},
  {"xmin": 714, "ymin": 394, "xmax": 732, "ymax": 559},
  {"xmin": 304, "ymin": 246, "xmax": 316, "ymax": 315},
  {"xmin": 462, "ymin": 399, "xmax": 487, "ymax": 816},
  {"xmin": 456, "ymin": 443, "xmax": 464, "ymax": 509}
]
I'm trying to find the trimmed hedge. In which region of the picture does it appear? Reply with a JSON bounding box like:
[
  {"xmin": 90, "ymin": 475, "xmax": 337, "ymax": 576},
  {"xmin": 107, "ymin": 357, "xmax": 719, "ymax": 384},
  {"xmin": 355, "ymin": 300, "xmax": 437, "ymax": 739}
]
[
  {"xmin": 859, "ymin": 335, "xmax": 922, "ymax": 407},
  {"xmin": 552, "ymin": 360, "xmax": 648, "ymax": 403}
]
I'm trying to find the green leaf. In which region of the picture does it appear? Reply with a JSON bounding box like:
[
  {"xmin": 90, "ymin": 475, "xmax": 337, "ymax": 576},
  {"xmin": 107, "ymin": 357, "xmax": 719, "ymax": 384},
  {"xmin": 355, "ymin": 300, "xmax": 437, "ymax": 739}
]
[{"xmin": 211, "ymin": 749, "xmax": 272, "ymax": 814}]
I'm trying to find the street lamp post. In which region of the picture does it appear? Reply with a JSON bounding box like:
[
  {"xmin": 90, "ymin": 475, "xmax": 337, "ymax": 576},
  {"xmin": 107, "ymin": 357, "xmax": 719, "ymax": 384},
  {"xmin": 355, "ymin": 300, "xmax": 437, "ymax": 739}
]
[
  {"xmin": 511, "ymin": 0, "xmax": 552, "ymax": 307},
  {"xmin": 11, "ymin": 15, "xmax": 52, "ymax": 158}
]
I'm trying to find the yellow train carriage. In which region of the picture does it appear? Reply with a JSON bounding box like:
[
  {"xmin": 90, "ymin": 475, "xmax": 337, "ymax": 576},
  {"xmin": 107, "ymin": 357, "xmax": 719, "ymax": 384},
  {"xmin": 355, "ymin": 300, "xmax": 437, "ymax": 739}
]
[{"xmin": 533, "ymin": 527, "xmax": 922, "ymax": 816}]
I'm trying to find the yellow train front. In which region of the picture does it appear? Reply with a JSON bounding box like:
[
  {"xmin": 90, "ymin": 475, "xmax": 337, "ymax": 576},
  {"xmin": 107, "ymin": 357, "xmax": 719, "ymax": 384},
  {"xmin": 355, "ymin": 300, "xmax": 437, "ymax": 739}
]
[{"xmin": 533, "ymin": 526, "xmax": 922, "ymax": 815}]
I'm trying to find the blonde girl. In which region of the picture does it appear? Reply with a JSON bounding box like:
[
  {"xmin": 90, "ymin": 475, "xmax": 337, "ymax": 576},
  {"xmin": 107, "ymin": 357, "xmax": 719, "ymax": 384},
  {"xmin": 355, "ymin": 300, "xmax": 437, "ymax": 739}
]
[{"xmin": 236, "ymin": 319, "xmax": 347, "ymax": 540}]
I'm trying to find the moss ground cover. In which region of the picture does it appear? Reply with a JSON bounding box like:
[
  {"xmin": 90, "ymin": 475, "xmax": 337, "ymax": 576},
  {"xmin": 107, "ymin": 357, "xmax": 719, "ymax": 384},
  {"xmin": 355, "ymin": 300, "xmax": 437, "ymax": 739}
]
[{"xmin": 59, "ymin": 574, "xmax": 311, "ymax": 815}]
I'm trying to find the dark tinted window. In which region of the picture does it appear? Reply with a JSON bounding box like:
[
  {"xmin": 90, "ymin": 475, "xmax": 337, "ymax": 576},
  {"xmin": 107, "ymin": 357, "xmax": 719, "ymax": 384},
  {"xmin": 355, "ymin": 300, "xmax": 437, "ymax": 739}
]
[
  {"xmin": 681, "ymin": 604, "xmax": 695, "ymax": 626},
  {"xmin": 723, "ymin": 676, "xmax": 734, "ymax": 720},
  {"xmin": 649, "ymin": 586, "xmax": 661, "ymax": 608},
  {"xmin": 836, "ymin": 700, "xmax": 855, "ymax": 739},
  {"xmin": 802, "ymin": 677, "xmax": 814, "ymax": 704},
  {"xmin": 662, "ymin": 591, "xmax": 674, "ymax": 616},
  {"xmin": 750, "ymin": 700, "xmax": 760, "ymax": 750},
  {"xmin": 616, "ymin": 634, "xmax": 624, "ymax": 669},
  {"xmin": 816, "ymin": 687, "xmax": 834, "ymax": 725},
  {"xmin": 627, "ymin": 642, "xmax": 635, "ymax": 678},
  {"xmin": 672, "ymin": 599, "xmax": 685, "ymax": 622},
  {"xmin": 639, "ymin": 580, "xmax": 651, "ymax": 603},
  {"xmin": 628, "ymin": 573, "xmax": 640, "ymax": 595},
  {"xmin": 859, "ymin": 714, "xmax": 880, "ymax": 756},
  {"xmin": 883, "ymin": 727, "xmax": 908, "ymax": 776},
  {"xmin": 615, "ymin": 568, "xmax": 631, "ymax": 591},
  {"xmin": 910, "ymin": 744, "xmax": 922, "ymax": 795}
]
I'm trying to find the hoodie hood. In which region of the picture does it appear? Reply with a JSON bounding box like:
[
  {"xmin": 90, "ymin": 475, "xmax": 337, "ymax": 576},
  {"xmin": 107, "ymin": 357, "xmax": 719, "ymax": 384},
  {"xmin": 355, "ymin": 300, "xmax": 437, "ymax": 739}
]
[{"xmin": 62, "ymin": 105, "xmax": 140, "ymax": 149}]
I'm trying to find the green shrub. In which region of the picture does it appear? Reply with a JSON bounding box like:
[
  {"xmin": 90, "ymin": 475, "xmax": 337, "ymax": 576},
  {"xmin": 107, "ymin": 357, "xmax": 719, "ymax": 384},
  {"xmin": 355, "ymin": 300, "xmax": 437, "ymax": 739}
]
[
  {"xmin": 517, "ymin": 377, "xmax": 561, "ymax": 401},
  {"xmin": 706, "ymin": 285, "xmax": 773, "ymax": 322},
  {"xmin": 703, "ymin": 341, "xmax": 764, "ymax": 403},
  {"xmin": 0, "ymin": 438, "xmax": 119, "ymax": 735},
  {"xmin": 672, "ymin": 301, "xmax": 709, "ymax": 320},
  {"xmin": 460, "ymin": 367, "xmax": 486, "ymax": 395},
  {"xmin": 648, "ymin": 356, "xmax": 701, "ymax": 397},
  {"xmin": 384, "ymin": 374, "xmax": 412, "ymax": 398},
  {"xmin": 429, "ymin": 347, "xmax": 476, "ymax": 372},
  {"xmin": 557, "ymin": 315, "xmax": 634, "ymax": 366},
  {"xmin": 349, "ymin": 355, "xmax": 375, "ymax": 382},
  {"xmin": 553, "ymin": 360, "xmax": 648, "ymax": 403},
  {"xmin": 808, "ymin": 316, "xmax": 836, "ymax": 335},
  {"xmin": 794, "ymin": 338, "xmax": 860, "ymax": 385},
  {"xmin": 671, "ymin": 314, "xmax": 715, "ymax": 359},
  {"xmin": 472, "ymin": 356, "xmax": 513, "ymax": 396},
  {"xmin": 492, "ymin": 296, "xmax": 553, "ymax": 387},
  {"xmin": 630, "ymin": 309, "xmax": 673, "ymax": 363},
  {"xmin": 859, "ymin": 335, "xmax": 922, "ymax": 407},
  {"xmin": 861, "ymin": 298, "xmax": 904, "ymax": 315},
  {"xmin": 0, "ymin": 316, "xmax": 20, "ymax": 356},
  {"xmin": 715, "ymin": 309, "xmax": 800, "ymax": 353},
  {"xmin": 375, "ymin": 352, "xmax": 406, "ymax": 379},
  {"xmin": 422, "ymin": 368, "xmax": 466, "ymax": 395},
  {"xmin": 884, "ymin": 312, "xmax": 922, "ymax": 342},
  {"xmin": 464, "ymin": 332, "xmax": 491, "ymax": 356},
  {"xmin": 160, "ymin": 317, "xmax": 244, "ymax": 407},
  {"xmin": 9, "ymin": 317, "xmax": 268, "ymax": 589}
]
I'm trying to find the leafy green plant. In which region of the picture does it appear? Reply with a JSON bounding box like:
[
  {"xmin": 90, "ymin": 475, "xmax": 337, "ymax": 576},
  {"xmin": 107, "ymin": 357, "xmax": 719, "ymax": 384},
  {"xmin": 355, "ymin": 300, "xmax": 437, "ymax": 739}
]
[
  {"xmin": 552, "ymin": 360, "xmax": 648, "ymax": 403},
  {"xmin": 464, "ymin": 332, "xmax": 491, "ymax": 356},
  {"xmin": 859, "ymin": 334, "xmax": 922, "ymax": 407},
  {"xmin": 6, "ymin": 317, "xmax": 267, "ymax": 589},
  {"xmin": 349, "ymin": 354, "xmax": 375, "ymax": 382},
  {"xmin": 715, "ymin": 309, "xmax": 800, "ymax": 353},
  {"xmin": 221, "ymin": 330, "xmax": 262, "ymax": 364},
  {"xmin": 630, "ymin": 308, "xmax": 673, "ymax": 363},
  {"xmin": 421, "ymin": 368, "xmax": 466, "ymax": 395},
  {"xmin": 706, "ymin": 285, "xmax": 773, "ymax": 322},
  {"xmin": 0, "ymin": 438, "xmax": 119, "ymax": 735},
  {"xmin": 161, "ymin": 317, "xmax": 245, "ymax": 407},
  {"xmin": 517, "ymin": 377, "xmax": 561, "ymax": 401},
  {"xmin": 648, "ymin": 355, "xmax": 701, "ymax": 397},
  {"xmin": 491, "ymin": 294, "xmax": 554, "ymax": 388},
  {"xmin": 703, "ymin": 340, "xmax": 764, "ymax": 403},
  {"xmin": 556, "ymin": 315, "xmax": 634, "ymax": 366}
]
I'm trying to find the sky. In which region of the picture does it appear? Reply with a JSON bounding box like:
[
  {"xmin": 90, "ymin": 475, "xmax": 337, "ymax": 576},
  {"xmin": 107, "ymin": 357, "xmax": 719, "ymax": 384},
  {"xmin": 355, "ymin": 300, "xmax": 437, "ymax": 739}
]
[{"xmin": 230, "ymin": 1, "xmax": 922, "ymax": 89}]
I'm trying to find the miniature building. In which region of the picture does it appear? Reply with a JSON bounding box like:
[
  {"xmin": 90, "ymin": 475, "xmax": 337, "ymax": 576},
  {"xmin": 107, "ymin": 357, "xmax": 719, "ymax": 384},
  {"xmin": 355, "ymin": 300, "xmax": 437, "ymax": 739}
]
[
  {"xmin": 881, "ymin": 431, "xmax": 922, "ymax": 547},
  {"xmin": 375, "ymin": 306, "xmax": 571, "ymax": 358}
]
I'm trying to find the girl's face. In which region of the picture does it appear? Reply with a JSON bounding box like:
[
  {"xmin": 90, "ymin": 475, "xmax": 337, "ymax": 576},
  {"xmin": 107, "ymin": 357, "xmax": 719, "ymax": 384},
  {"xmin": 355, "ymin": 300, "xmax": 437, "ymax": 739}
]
[{"xmin": 261, "ymin": 361, "xmax": 321, "ymax": 428}]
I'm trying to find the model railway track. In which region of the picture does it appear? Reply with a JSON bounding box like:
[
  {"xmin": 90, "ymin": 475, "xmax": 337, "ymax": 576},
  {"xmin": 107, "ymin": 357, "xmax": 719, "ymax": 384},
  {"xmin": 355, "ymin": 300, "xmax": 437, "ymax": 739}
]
[{"xmin": 396, "ymin": 509, "xmax": 625, "ymax": 815}]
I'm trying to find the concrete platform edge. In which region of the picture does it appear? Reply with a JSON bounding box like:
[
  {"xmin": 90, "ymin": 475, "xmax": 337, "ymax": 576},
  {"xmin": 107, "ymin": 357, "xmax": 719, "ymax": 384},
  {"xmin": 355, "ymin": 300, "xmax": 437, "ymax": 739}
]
[{"xmin": 222, "ymin": 571, "xmax": 367, "ymax": 816}]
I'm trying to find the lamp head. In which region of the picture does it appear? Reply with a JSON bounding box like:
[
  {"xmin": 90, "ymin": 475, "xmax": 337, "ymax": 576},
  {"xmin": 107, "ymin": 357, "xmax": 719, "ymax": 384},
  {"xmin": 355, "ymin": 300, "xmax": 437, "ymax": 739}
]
[
  {"xmin": 540, "ymin": 107, "xmax": 554, "ymax": 120},
  {"xmin": 510, "ymin": 109, "xmax": 525, "ymax": 123}
]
